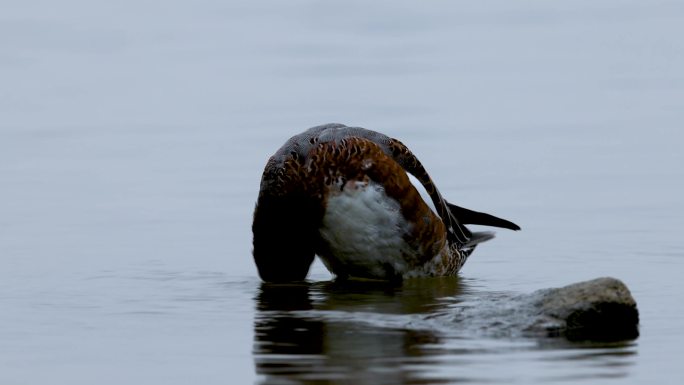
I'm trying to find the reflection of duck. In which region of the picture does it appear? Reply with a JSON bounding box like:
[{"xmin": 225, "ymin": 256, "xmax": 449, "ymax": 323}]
[
  {"xmin": 253, "ymin": 278, "xmax": 465, "ymax": 384},
  {"xmin": 253, "ymin": 124, "xmax": 519, "ymax": 282}
]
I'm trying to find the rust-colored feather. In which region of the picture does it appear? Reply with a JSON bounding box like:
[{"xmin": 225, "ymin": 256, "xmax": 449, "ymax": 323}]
[{"xmin": 252, "ymin": 123, "xmax": 519, "ymax": 282}]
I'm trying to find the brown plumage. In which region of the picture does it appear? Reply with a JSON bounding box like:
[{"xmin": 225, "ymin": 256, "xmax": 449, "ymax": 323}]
[{"xmin": 252, "ymin": 124, "xmax": 519, "ymax": 282}]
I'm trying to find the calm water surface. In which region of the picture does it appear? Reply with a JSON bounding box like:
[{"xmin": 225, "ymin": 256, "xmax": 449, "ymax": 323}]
[{"xmin": 1, "ymin": 1, "xmax": 683, "ymax": 384}]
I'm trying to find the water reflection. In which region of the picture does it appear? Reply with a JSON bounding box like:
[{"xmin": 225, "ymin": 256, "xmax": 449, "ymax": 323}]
[
  {"xmin": 253, "ymin": 278, "xmax": 465, "ymax": 385},
  {"xmin": 252, "ymin": 278, "xmax": 638, "ymax": 384}
]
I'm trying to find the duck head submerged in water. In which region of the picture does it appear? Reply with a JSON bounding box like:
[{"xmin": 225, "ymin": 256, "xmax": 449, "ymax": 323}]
[{"xmin": 252, "ymin": 124, "xmax": 520, "ymax": 282}]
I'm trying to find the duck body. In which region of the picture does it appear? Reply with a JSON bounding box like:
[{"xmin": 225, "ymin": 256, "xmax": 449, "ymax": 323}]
[{"xmin": 252, "ymin": 124, "xmax": 519, "ymax": 282}]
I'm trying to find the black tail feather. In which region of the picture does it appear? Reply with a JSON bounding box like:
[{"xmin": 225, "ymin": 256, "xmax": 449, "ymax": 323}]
[
  {"xmin": 447, "ymin": 202, "xmax": 521, "ymax": 231},
  {"xmin": 464, "ymin": 231, "xmax": 496, "ymax": 247}
]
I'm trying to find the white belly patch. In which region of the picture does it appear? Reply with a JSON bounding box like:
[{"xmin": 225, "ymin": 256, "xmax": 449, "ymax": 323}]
[{"xmin": 318, "ymin": 180, "xmax": 413, "ymax": 278}]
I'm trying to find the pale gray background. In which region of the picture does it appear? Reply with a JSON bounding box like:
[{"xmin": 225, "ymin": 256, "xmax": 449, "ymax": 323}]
[{"xmin": 1, "ymin": 1, "xmax": 683, "ymax": 384}]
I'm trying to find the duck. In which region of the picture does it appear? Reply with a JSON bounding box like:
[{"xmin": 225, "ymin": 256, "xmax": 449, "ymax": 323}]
[{"xmin": 252, "ymin": 123, "xmax": 520, "ymax": 282}]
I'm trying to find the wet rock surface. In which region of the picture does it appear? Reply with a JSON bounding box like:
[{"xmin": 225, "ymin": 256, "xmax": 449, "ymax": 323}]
[
  {"xmin": 256, "ymin": 276, "xmax": 639, "ymax": 343},
  {"xmin": 528, "ymin": 277, "xmax": 639, "ymax": 340},
  {"xmin": 445, "ymin": 277, "xmax": 639, "ymax": 341}
]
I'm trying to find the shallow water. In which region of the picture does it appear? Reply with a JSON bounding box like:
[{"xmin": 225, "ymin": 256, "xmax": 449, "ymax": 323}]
[{"xmin": 2, "ymin": 1, "xmax": 683, "ymax": 384}]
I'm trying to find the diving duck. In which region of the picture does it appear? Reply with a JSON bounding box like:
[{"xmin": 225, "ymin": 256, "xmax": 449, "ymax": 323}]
[{"xmin": 252, "ymin": 123, "xmax": 519, "ymax": 282}]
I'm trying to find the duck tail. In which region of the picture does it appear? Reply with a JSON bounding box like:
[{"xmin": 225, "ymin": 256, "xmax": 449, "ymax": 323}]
[
  {"xmin": 446, "ymin": 202, "xmax": 521, "ymax": 231},
  {"xmin": 464, "ymin": 231, "xmax": 496, "ymax": 247}
]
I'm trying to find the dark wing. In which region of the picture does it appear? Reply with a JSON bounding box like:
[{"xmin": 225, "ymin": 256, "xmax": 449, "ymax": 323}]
[
  {"xmin": 319, "ymin": 125, "xmax": 472, "ymax": 245},
  {"xmin": 261, "ymin": 123, "xmax": 519, "ymax": 248},
  {"xmin": 382, "ymin": 137, "xmax": 473, "ymax": 245},
  {"xmin": 320, "ymin": 125, "xmax": 521, "ymax": 242}
]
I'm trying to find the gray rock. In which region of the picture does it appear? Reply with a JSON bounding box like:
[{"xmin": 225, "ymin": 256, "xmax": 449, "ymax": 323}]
[
  {"xmin": 526, "ymin": 277, "xmax": 639, "ymax": 340},
  {"xmin": 444, "ymin": 277, "xmax": 639, "ymax": 341}
]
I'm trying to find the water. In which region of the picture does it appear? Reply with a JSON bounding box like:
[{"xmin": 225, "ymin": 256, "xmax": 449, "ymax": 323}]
[{"xmin": 1, "ymin": 1, "xmax": 683, "ymax": 384}]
